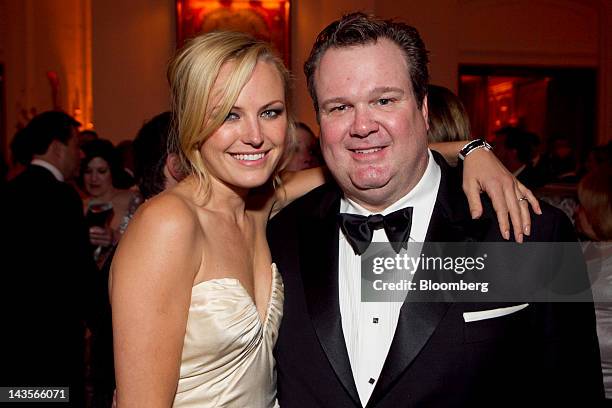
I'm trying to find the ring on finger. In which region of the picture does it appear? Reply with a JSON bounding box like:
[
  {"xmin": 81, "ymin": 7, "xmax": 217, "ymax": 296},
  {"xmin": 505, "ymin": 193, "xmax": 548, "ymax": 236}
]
[{"xmin": 518, "ymin": 196, "xmax": 528, "ymax": 202}]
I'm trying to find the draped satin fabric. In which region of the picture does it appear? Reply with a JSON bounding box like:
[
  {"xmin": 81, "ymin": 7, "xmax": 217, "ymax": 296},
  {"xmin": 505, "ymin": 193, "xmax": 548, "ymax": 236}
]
[{"xmin": 173, "ymin": 264, "xmax": 283, "ymax": 408}]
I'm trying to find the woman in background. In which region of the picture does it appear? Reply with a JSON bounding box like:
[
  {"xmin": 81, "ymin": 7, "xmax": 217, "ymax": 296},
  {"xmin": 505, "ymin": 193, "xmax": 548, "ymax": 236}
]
[{"xmin": 80, "ymin": 139, "xmax": 142, "ymax": 267}]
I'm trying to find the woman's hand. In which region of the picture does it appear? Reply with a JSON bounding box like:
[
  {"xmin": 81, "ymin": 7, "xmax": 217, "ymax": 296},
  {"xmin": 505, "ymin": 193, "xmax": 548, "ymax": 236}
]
[
  {"xmin": 462, "ymin": 148, "xmax": 541, "ymax": 243},
  {"xmin": 89, "ymin": 226, "xmax": 114, "ymax": 247}
]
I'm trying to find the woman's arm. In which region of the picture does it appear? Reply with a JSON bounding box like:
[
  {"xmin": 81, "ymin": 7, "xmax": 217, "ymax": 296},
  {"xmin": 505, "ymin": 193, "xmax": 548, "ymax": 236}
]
[
  {"xmin": 110, "ymin": 195, "xmax": 202, "ymax": 407},
  {"xmin": 270, "ymin": 167, "xmax": 330, "ymax": 217},
  {"xmin": 429, "ymin": 141, "xmax": 465, "ymax": 167}
]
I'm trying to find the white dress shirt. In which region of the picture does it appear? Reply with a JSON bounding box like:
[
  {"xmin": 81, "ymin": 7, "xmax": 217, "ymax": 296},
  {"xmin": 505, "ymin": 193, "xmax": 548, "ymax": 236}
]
[
  {"xmin": 338, "ymin": 149, "xmax": 441, "ymax": 406},
  {"xmin": 31, "ymin": 159, "xmax": 64, "ymax": 182}
]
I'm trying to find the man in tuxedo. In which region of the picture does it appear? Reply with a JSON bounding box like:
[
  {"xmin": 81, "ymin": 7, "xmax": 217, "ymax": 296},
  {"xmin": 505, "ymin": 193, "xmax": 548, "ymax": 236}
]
[
  {"xmin": 494, "ymin": 126, "xmax": 546, "ymax": 189},
  {"xmin": 268, "ymin": 13, "xmax": 603, "ymax": 407},
  {"xmin": 1, "ymin": 111, "xmax": 96, "ymax": 406}
]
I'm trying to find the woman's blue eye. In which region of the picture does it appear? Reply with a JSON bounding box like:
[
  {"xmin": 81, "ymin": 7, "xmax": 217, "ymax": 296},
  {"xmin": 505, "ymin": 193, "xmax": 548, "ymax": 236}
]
[
  {"xmin": 225, "ymin": 112, "xmax": 239, "ymax": 121},
  {"xmin": 261, "ymin": 109, "xmax": 283, "ymax": 119}
]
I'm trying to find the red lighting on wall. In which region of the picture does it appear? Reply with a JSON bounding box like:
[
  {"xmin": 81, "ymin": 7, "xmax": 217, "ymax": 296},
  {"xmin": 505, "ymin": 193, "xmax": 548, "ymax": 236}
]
[{"xmin": 176, "ymin": 0, "xmax": 291, "ymax": 66}]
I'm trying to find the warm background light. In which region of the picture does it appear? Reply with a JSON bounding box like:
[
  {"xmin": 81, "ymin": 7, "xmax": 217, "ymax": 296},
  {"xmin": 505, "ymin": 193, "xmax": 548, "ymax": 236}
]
[{"xmin": 0, "ymin": 0, "xmax": 610, "ymax": 159}]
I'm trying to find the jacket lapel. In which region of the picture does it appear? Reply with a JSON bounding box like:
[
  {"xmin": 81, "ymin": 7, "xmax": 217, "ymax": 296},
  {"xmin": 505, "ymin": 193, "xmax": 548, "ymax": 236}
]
[
  {"xmin": 367, "ymin": 153, "xmax": 491, "ymax": 407},
  {"xmin": 299, "ymin": 183, "xmax": 362, "ymax": 406}
]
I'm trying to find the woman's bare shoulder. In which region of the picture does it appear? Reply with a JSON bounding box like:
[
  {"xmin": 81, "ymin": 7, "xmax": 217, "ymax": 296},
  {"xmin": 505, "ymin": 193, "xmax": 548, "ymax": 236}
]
[
  {"xmin": 129, "ymin": 189, "xmax": 200, "ymax": 236},
  {"xmin": 111, "ymin": 187, "xmax": 204, "ymax": 294}
]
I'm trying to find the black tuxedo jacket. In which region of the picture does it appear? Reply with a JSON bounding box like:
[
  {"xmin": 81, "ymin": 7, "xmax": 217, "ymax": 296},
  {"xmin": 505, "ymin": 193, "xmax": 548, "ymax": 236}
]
[
  {"xmin": 268, "ymin": 153, "xmax": 603, "ymax": 407},
  {"xmin": 1, "ymin": 165, "xmax": 96, "ymax": 405}
]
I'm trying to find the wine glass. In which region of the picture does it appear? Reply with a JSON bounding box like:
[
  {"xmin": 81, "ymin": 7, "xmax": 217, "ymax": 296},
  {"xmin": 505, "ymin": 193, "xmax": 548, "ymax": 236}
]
[{"xmin": 86, "ymin": 200, "xmax": 114, "ymax": 261}]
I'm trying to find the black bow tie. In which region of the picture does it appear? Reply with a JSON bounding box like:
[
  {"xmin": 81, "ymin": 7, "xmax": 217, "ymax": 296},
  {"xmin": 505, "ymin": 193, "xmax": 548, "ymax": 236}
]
[{"xmin": 338, "ymin": 207, "xmax": 413, "ymax": 255}]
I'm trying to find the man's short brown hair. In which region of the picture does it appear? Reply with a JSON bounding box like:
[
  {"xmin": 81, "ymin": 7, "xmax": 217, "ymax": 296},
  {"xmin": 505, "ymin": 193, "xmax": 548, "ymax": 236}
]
[{"xmin": 304, "ymin": 12, "xmax": 430, "ymax": 118}]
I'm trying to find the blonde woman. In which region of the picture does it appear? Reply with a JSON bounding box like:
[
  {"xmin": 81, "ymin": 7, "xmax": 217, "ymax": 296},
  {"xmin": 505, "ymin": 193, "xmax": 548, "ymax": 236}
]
[{"xmin": 110, "ymin": 32, "xmax": 538, "ymax": 407}]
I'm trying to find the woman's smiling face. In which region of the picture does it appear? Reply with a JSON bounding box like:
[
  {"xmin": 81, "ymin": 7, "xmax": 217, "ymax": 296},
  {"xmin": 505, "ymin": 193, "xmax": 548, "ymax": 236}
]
[{"xmin": 200, "ymin": 60, "xmax": 288, "ymax": 192}]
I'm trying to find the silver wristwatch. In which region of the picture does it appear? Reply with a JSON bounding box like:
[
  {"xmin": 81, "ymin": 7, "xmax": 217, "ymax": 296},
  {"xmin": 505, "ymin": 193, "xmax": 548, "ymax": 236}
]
[{"xmin": 458, "ymin": 139, "xmax": 493, "ymax": 161}]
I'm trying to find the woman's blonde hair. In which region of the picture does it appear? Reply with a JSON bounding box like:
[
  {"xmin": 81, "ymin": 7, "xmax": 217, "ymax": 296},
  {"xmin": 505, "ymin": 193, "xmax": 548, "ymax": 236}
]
[
  {"xmin": 167, "ymin": 31, "xmax": 295, "ymax": 199},
  {"xmin": 577, "ymin": 164, "xmax": 612, "ymax": 240},
  {"xmin": 427, "ymin": 84, "xmax": 471, "ymax": 143}
]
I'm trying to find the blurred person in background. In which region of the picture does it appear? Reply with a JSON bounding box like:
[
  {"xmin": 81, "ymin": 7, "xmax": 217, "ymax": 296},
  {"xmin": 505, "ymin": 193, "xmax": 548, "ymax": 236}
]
[
  {"xmin": 286, "ymin": 121, "xmax": 322, "ymax": 171},
  {"xmin": 426, "ymin": 84, "xmax": 471, "ymax": 143},
  {"xmin": 1, "ymin": 110, "xmax": 96, "ymax": 407},
  {"xmin": 132, "ymin": 111, "xmax": 185, "ymax": 199},
  {"xmin": 80, "ymin": 139, "xmax": 142, "ymax": 268},
  {"xmin": 583, "ymin": 142, "xmax": 612, "ymax": 175},
  {"xmin": 575, "ymin": 164, "xmax": 612, "ymax": 403},
  {"xmin": 79, "ymin": 129, "xmax": 99, "ymax": 147},
  {"xmin": 494, "ymin": 126, "xmax": 546, "ymax": 189},
  {"xmin": 115, "ymin": 140, "xmax": 137, "ymax": 189},
  {"xmin": 542, "ymin": 135, "xmax": 579, "ymax": 183},
  {"xmin": 7, "ymin": 126, "xmax": 34, "ymax": 181}
]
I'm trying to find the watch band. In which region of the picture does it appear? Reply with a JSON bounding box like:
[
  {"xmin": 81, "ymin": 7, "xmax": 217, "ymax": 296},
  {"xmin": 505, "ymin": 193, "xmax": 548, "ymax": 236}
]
[{"xmin": 458, "ymin": 139, "xmax": 493, "ymax": 161}]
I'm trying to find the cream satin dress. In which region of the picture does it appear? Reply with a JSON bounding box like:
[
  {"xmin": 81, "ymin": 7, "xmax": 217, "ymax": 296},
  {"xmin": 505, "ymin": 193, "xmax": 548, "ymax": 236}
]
[{"xmin": 172, "ymin": 264, "xmax": 283, "ymax": 407}]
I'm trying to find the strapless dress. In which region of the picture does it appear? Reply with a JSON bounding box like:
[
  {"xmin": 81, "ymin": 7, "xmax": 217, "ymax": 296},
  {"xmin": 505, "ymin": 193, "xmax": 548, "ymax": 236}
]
[{"xmin": 173, "ymin": 264, "xmax": 283, "ymax": 407}]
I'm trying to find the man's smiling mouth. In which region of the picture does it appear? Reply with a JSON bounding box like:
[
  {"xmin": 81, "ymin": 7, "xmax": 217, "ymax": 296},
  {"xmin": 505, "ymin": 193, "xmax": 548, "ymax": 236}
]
[{"xmin": 352, "ymin": 147, "xmax": 383, "ymax": 154}]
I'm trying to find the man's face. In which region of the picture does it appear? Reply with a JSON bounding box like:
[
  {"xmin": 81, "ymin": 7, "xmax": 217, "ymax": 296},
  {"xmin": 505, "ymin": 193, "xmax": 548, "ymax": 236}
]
[{"xmin": 314, "ymin": 39, "xmax": 430, "ymax": 211}]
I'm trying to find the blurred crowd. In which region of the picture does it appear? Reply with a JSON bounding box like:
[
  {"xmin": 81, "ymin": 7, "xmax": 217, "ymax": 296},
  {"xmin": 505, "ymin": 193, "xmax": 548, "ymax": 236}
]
[{"xmin": 426, "ymin": 84, "xmax": 612, "ymax": 226}]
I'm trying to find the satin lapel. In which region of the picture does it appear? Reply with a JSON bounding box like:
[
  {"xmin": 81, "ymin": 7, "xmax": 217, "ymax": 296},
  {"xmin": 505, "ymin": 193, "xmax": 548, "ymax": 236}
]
[
  {"xmin": 299, "ymin": 184, "xmax": 361, "ymax": 406},
  {"xmin": 367, "ymin": 153, "xmax": 487, "ymax": 407}
]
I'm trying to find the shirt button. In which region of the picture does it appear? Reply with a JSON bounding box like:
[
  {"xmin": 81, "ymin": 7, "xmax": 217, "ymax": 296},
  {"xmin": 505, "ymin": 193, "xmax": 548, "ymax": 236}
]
[
  {"xmin": 368, "ymin": 378, "xmax": 376, "ymax": 385},
  {"xmin": 372, "ymin": 317, "xmax": 379, "ymax": 324}
]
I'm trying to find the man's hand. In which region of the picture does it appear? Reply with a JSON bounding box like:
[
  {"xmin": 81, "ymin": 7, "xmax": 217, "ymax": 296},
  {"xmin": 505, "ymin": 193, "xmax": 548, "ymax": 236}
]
[{"xmin": 463, "ymin": 148, "xmax": 541, "ymax": 243}]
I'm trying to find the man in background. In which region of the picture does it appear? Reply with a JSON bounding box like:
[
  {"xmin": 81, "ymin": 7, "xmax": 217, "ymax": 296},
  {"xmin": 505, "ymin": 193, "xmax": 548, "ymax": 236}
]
[
  {"xmin": 1, "ymin": 111, "xmax": 96, "ymax": 407},
  {"xmin": 494, "ymin": 126, "xmax": 546, "ymax": 189}
]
